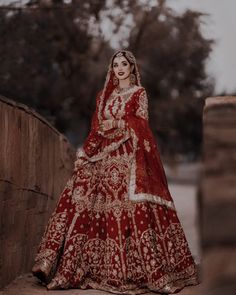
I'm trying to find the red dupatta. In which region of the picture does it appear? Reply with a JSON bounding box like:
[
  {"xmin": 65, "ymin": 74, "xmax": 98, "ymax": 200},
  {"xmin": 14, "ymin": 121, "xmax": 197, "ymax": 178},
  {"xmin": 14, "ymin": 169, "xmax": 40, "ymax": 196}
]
[{"xmin": 75, "ymin": 50, "xmax": 175, "ymax": 211}]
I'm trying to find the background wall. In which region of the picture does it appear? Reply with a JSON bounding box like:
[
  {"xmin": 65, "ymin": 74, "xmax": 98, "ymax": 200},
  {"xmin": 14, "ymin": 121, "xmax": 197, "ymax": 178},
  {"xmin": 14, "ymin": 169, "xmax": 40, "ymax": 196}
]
[
  {"xmin": 201, "ymin": 96, "xmax": 236, "ymax": 294},
  {"xmin": 0, "ymin": 96, "xmax": 76, "ymax": 288}
]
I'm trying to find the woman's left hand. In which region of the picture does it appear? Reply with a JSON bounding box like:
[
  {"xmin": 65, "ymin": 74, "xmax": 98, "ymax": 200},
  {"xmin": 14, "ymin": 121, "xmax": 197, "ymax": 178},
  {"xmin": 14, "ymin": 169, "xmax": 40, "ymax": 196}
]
[{"xmin": 99, "ymin": 119, "xmax": 114, "ymax": 132}]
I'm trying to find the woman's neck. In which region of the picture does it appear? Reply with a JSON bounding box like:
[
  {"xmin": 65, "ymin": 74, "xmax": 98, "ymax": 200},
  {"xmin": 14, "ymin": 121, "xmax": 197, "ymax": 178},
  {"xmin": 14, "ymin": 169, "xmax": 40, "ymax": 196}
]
[{"xmin": 118, "ymin": 77, "xmax": 130, "ymax": 89}]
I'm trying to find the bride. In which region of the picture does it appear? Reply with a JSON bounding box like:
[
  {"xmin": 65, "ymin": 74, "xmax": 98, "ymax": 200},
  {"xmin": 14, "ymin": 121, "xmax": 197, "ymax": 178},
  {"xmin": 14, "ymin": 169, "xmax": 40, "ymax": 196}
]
[{"xmin": 32, "ymin": 50, "xmax": 199, "ymax": 294}]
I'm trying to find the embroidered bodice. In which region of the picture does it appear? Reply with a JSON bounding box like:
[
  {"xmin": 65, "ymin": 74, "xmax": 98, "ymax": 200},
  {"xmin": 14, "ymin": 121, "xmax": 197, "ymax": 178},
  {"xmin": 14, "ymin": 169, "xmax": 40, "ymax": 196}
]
[{"xmin": 103, "ymin": 85, "xmax": 148, "ymax": 120}]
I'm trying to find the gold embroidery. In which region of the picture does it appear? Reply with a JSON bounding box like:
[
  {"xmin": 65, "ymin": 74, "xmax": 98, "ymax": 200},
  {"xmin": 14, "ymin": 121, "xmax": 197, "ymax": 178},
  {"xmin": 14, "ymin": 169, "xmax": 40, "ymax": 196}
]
[
  {"xmin": 104, "ymin": 86, "xmax": 141, "ymax": 120},
  {"xmin": 135, "ymin": 89, "xmax": 149, "ymax": 121},
  {"xmin": 128, "ymin": 127, "xmax": 176, "ymax": 211},
  {"xmin": 144, "ymin": 139, "xmax": 151, "ymax": 152},
  {"xmin": 33, "ymin": 85, "xmax": 198, "ymax": 293}
]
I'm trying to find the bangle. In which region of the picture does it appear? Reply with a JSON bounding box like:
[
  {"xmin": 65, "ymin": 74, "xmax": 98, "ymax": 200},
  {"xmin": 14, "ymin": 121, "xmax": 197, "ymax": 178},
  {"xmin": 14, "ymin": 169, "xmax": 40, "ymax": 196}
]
[{"xmin": 118, "ymin": 119, "xmax": 124, "ymax": 128}]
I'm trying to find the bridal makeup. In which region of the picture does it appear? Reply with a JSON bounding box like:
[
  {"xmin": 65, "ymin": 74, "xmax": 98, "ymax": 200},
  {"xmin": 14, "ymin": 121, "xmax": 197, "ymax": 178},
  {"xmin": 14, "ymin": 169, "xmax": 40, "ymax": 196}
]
[{"xmin": 112, "ymin": 55, "xmax": 132, "ymax": 81}]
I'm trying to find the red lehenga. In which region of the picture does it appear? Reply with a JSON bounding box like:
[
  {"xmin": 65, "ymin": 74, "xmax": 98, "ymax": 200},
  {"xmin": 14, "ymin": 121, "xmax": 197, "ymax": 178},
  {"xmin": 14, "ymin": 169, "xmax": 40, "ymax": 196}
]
[{"xmin": 32, "ymin": 51, "xmax": 199, "ymax": 294}]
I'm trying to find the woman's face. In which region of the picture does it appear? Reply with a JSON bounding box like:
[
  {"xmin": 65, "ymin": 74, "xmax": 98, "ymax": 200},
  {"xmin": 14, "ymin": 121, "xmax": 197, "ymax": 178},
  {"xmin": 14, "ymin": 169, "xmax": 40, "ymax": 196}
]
[{"xmin": 112, "ymin": 55, "xmax": 133, "ymax": 81}]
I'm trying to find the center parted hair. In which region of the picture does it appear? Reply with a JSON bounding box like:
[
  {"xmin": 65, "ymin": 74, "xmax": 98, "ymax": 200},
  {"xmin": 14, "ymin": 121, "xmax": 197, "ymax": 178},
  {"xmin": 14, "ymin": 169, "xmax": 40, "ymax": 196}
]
[{"xmin": 111, "ymin": 50, "xmax": 136, "ymax": 68}]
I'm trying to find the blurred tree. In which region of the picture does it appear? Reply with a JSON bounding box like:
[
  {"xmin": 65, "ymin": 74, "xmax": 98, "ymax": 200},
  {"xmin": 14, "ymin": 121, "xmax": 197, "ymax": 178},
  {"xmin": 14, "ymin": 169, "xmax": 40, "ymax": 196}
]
[
  {"xmin": 0, "ymin": 0, "xmax": 110, "ymax": 144},
  {"xmin": 126, "ymin": 1, "xmax": 214, "ymax": 161},
  {"xmin": 0, "ymin": 0, "xmax": 214, "ymax": 160}
]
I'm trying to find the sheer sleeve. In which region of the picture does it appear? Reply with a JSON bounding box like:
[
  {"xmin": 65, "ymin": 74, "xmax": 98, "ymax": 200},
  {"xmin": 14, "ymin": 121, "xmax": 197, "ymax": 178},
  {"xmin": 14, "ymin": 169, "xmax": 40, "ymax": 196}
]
[
  {"xmin": 74, "ymin": 91, "xmax": 103, "ymax": 166},
  {"xmin": 89, "ymin": 91, "xmax": 102, "ymax": 132},
  {"xmin": 75, "ymin": 90, "xmax": 131, "ymax": 166},
  {"xmin": 82, "ymin": 91, "xmax": 102, "ymax": 157}
]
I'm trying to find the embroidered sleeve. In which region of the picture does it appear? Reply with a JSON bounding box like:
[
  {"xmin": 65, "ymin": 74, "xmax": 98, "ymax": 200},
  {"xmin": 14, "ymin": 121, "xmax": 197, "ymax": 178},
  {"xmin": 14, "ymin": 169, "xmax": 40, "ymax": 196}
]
[{"xmin": 135, "ymin": 89, "xmax": 149, "ymax": 121}]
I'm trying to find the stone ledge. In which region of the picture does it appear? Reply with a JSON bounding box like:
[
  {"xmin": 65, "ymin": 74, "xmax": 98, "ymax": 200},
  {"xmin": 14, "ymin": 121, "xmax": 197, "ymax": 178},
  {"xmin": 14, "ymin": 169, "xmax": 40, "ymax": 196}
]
[
  {"xmin": 0, "ymin": 95, "xmax": 67, "ymax": 140},
  {"xmin": 205, "ymin": 96, "xmax": 236, "ymax": 108},
  {"xmin": 0, "ymin": 96, "xmax": 76, "ymax": 288},
  {"xmin": 202, "ymin": 201, "xmax": 236, "ymax": 246}
]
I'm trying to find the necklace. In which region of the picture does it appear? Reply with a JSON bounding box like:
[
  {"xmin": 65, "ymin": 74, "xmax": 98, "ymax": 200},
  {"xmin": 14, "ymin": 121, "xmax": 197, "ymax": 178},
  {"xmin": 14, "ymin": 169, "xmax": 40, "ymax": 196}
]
[{"xmin": 115, "ymin": 84, "xmax": 134, "ymax": 94}]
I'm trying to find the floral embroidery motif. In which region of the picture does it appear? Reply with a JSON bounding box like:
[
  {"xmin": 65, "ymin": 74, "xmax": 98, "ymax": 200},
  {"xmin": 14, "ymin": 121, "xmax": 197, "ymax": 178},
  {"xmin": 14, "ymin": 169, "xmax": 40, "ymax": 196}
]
[
  {"xmin": 144, "ymin": 139, "xmax": 151, "ymax": 152},
  {"xmin": 104, "ymin": 87, "xmax": 139, "ymax": 120},
  {"xmin": 135, "ymin": 89, "xmax": 149, "ymax": 120},
  {"xmin": 32, "ymin": 86, "xmax": 199, "ymax": 293}
]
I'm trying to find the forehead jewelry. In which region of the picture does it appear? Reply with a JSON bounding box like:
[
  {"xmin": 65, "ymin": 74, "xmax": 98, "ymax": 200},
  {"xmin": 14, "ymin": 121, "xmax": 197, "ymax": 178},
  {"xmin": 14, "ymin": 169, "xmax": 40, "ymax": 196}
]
[
  {"xmin": 116, "ymin": 52, "xmax": 124, "ymax": 57},
  {"xmin": 125, "ymin": 51, "xmax": 135, "ymax": 63}
]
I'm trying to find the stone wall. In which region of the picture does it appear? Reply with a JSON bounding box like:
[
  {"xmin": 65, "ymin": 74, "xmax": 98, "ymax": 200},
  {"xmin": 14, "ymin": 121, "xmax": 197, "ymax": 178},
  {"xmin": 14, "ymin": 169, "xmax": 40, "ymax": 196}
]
[
  {"xmin": 201, "ymin": 96, "xmax": 236, "ymax": 294},
  {"xmin": 0, "ymin": 96, "xmax": 76, "ymax": 289}
]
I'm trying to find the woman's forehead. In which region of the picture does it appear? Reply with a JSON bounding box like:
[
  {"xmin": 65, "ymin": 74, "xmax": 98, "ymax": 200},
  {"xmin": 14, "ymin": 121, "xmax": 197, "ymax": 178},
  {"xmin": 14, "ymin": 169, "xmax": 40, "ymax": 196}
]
[{"xmin": 113, "ymin": 55, "xmax": 128, "ymax": 64}]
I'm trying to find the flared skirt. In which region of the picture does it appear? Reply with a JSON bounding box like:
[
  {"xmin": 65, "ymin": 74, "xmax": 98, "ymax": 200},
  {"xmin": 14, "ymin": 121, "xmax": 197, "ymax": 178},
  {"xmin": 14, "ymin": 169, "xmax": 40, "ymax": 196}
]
[{"xmin": 32, "ymin": 138, "xmax": 199, "ymax": 294}]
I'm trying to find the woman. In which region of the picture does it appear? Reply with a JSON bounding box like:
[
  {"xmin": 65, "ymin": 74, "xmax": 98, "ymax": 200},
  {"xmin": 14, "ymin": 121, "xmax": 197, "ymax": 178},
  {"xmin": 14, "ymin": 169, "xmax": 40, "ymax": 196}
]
[{"xmin": 32, "ymin": 50, "xmax": 199, "ymax": 294}]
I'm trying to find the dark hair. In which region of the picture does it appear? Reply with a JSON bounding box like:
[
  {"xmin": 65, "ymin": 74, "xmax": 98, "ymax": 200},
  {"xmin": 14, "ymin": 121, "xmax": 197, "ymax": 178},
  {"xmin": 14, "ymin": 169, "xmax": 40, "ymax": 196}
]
[{"xmin": 112, "ymin": 51, "xmax": 134, "ymax": 69}]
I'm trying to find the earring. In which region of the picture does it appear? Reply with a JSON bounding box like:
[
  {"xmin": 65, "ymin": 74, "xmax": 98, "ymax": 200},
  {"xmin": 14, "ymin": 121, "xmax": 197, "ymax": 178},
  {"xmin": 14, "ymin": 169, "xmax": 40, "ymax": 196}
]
[
  {"xmin": 130, "ymin": 73, "xmax": 136, "ymax": 85},
  {"xmin": 113, "ymin": 75, "xmax": 119, "ymax": 86}
]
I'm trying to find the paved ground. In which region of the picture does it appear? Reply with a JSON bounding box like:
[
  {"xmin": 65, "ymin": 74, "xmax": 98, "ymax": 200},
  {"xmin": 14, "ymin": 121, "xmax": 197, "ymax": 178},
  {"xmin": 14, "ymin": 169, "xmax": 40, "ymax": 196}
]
[
  {"xmin": 2, "ymin": 272, "xmax": 203, "ymax": 295},
  {"xmin": 169, "ymin": 183, "xmax": 201, "ymax": 265},
  {"xmin": 2, "ymin": 182, "xmax": 202, "ymax": 295}
]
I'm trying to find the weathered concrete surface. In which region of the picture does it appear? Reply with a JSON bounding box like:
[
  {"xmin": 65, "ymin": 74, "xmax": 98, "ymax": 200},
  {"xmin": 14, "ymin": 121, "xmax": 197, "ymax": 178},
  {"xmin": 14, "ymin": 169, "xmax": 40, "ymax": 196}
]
[
  {"xmin": 0, "ymin": 95, "xmax": 76, "ymax": 288},
  {"xmin": 202, "ymin": 96, "xmax": 236, "ymax": 245},
  {"xmin": 201, "ymin": 96, "xmax": 236, "ymax": 294},
  {"xmin": 2, "ymin": 272, "xmax": 203, "ymax": 295}
]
